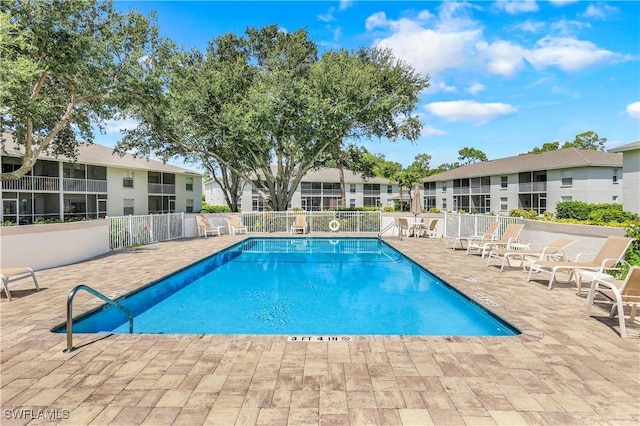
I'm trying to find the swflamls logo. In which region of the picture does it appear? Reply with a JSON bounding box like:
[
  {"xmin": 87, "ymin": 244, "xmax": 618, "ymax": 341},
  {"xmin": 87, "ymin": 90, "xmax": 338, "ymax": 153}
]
[{"xmin": 4, "ymin": 408, "xmax": 70, "ymax": 420}]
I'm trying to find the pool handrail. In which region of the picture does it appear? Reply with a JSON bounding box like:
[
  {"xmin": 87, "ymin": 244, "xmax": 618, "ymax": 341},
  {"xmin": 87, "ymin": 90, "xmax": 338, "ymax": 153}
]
[{"xmin": 64, "ymin": 284, "xmax": 134, "ymax": 353}]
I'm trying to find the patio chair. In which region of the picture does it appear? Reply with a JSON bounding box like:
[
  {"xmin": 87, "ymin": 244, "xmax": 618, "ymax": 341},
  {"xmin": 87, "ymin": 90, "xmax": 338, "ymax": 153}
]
[
  {"xmin": 527, "ymin": 235, "xmax": 635, "ymax": 290},
  {"xmin": 196, "ymin": 215, "xmax": 221, "ymax": 238},
  {"xmin": 228, "ymin": 215, "xmax": 248, "ymax": 235},
  {"xmin": 446, "ymin": 221, "xmax": 499, "ymax": 250},
  {"xmin": 290, "ymin": 215, "xmax": 308, "ymax": 234},
  {"xmin": 486, "ymin": 237, "xmax": 575, "ymax": 272},
  {"xmin": 466, "ymin": 223, "xmax": 524, "ymax": 258},
  {"xmin": 418, "ymin": 218, "xmax": 439, "ymax": 238},
  {"xmin": 1, "ymin": 267, "xmax": 40, "ymax": 301},
  {"xmin": 585, "ymin": 266, "xmax": 640, "ymax": 338},
  {"xmin": 397, "ymin": 218, "xmax": 410, "ymax": 239}
]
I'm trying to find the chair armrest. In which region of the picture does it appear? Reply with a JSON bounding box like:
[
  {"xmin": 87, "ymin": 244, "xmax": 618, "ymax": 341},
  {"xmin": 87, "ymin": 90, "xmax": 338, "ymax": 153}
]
[{"xmin": 575, "ymin": 252, "xmax": 595, "ymax": 262}]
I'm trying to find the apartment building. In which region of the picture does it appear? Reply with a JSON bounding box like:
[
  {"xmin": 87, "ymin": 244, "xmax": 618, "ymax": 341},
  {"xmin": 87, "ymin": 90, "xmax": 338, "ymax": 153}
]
[
  {"xmin": 609, "ymin": 141, "xmax": 640, "ymax": 215},
  {"xmin": 423, "ymin": 148, "xmax": 623, "ymax": 215},
  {"xmin": 1, "ymin": 137, "xmax": 202, "ymax": 224},
  {"xmin": 205, "ymin": 168, "xmax": 409, "ymax": 211}
]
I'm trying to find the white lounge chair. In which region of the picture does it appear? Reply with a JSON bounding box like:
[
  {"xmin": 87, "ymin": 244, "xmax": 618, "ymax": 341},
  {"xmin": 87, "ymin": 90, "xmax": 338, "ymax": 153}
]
[
  {"xmin": 486, "ymin": 237, "xmax": 575, "ymax": 272},
  {"xmin": 467, "ymin": 223, "xmax": 524, "ymax": 258},
  {"xmin": 446, "ymin": 221, "xmax": 499, "ymax": 250},
  {"xmin": 290, "ymin": 215, "xmax": 308, "ymax": 234},
  {"xmin": 585, "ymin": 266, "xmax": 640, "ymax": 338},
  {"xmin": 1, "ymin": 267, "xmax": 40, "ymax": 301},
  {"xmin": 527, "ymin": 235, "xmax": 635, "ymax": 290},
  {"xmin": 228, "ymin": 215, "xmax": 248, "ymax": 235},
  {"xmin": 196, "ymin": 215, "xmax": 221, "ymax": 237}
]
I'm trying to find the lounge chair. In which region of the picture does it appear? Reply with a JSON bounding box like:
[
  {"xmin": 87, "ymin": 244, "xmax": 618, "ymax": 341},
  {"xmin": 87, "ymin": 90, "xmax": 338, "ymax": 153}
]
[
  {"xmin": 228, "ymin": 215, "xmax": 248, "ymax": 235},
  {"xmin": 1, "ymin": 267, "xmax": 40, "ymax": 301},
  {"xmin": 486, "ymin": 237, "xmax": 575, "ymax": 272},
  {"xmin": 290, "ymin": 215, "xmax": 308, "ymax": 234},
  {"xmin": 466, "ymin": 223, "xmax": 524, "ymax": 258},
  {"xmin": 196, "ymin": 215, "xmax": 222, "ymax": 238},
  {"xmin": 585, "ymin": 266, "xmax": 640, "ymax": 338},
  {"xmin": 527, "ymin": 235, "xmax": 635, "ymax": 290},
  {"xmin": 446, "ymin": 221, "xmax": 499, "ymax": 250}
]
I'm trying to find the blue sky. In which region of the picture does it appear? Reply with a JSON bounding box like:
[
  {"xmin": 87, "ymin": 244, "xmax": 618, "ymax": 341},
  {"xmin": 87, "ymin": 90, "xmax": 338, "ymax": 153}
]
[{"xmin": 100, "ymin": 1, "xmax": 640, "ymax": 170}]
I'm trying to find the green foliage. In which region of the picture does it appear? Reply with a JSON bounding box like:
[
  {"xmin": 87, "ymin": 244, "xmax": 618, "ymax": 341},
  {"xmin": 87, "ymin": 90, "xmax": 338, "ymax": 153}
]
[
  {"xmin": 509, "ymin": 209, "xmax": 537, "ymax": 219},
  {"xmin": 457, "ymin": 147, "xmax": 488, "ymax": 164},
  {"xmin": 200, "ymin": 204, "xmax": 231, "ymax": 213},
  {"xmin": 556, "ymin": 201, "xmax": 638, "ymax": 226},
  {"xmin": 556, "ymin": 201, "xmax": 592, "ymax": 221},
  {"xmin": 383, "ymin": 206, "xmax": 396, "ymax": 212},
  {"xmin": 429, "ymin": 208, "xmax": 441, "ymax": 213},
  {"xmin": 524, "ymin": 131, "xmax": 606, "ymax": 155},
  {"xmin": 1, "ymin": 0, "xmax": 169, "ymax": 181},
  {"xmin": 543, "ymin": 210, "xmax": 554, "ymax": 219}
]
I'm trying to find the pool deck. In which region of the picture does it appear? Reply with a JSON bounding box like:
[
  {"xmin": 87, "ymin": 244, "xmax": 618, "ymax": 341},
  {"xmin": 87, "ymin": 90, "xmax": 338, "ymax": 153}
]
[{"xmin": 1, "ymin": 234, "xmax": 638, "ymax": 425}]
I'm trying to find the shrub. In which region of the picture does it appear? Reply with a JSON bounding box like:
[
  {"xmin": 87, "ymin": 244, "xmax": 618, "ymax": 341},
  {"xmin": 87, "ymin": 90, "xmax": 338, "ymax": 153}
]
[
  {"xmin": 383, "ymin": 206, "xmax": 395, "ymax": 212},
  {"xmin": 429, "ymin": 207, "xmax": 441, "ymax": 213},
  {"xmin": 509, "ymin": 209, "xmax": 537, "ymax": 219},
  {"xmin": 201, "ymin": 203, "xmax": 231, "ymax": 213},
  {"xmin": 555, "ymin": 201, "xmax": 592, "ymax": 220}
]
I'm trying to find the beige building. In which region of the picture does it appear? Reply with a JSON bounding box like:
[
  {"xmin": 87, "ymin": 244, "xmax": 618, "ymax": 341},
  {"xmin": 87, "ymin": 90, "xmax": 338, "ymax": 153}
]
[
  {"xmin": 1, "ymin": 136, "xmax": 202, "ymax": 224},
  {"xmin": 609, "ymin": 141, "xmax": 640, "ymax": 215},
  {"xmin": 423, "ymin": 148, "xmax": 624, "ymax": 215}
]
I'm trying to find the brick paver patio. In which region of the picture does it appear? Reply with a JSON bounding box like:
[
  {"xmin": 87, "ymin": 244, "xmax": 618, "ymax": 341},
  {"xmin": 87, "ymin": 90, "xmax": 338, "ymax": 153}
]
[{"xmin": 1, "ymin": 234, "xmax": 638, "ymax": 425}]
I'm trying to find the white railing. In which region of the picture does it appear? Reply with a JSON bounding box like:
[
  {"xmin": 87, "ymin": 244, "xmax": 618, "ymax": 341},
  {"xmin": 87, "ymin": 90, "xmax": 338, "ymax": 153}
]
[
  {"xmin": 63, "ymin": 178, "xmax": 107, "ymax": 193},
  {"xmin": 239, "ymin": 210, "xmax": 381, "ymax": 233},
  {"xmin": 148, "ymin": 183, "xmax": 176, "ymax": 194},
  {"xmin": 443, "ymin": 212, "xmax": 522, "ymax": 239},
  {"xmin": 2, "ymin": 175, "xmax": 59, "ymax": 191},
  {"xmin": 518, "ymin": 182, "xmax": 547, "ymax": 192},
  {"xmin": 109, "ymin": 213, "xmax": 184, "ymax": 250}
]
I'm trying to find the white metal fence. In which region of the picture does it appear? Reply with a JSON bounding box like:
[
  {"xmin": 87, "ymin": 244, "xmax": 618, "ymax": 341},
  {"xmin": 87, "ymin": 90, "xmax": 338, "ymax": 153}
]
[
  {"xmin": 238, "ymin": 210, "xmax": 381, "ymax": 234},
  {"xmin": 109, "ymin": 213, "xmax": 184, "ymax": 250},
  {"xmin": 443, "ymin": 212, "xmax": 522, "ymax": 239}
]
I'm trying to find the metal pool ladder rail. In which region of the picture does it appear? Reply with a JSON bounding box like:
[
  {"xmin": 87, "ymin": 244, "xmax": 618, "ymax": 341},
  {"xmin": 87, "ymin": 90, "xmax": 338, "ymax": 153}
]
[{"xmin": 63, "ymin": 284, "xmax": 134, "ymax": 353}]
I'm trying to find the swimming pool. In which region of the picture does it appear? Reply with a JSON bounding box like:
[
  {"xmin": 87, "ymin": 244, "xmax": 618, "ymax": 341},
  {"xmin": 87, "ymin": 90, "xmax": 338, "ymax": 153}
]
[{"xmin": 53, "ymin": 238, "xmax": 518, "ymax": 336}]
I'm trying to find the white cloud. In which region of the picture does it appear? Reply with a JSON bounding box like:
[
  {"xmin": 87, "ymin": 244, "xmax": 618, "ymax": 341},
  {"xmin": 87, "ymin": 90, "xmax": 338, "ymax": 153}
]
[
  {"xmin": 476, "ymin": 40, "xmax": 527, "ymax": 76},
  {"xmin": 549, "ymin": 0, "xmax": 578, "ymax": 5},
  {"xmin": 105, "ymin": 118, "xmax": 139, "ymax": 133},
  {"xmin": 526, "ymin": 36, "xmax": 614, "ymax": 71},
  {"xmin": 627, "ymin": 102, "xmax": 640, "ymax": 119},
  {"xmin": 422, "ymin": 125, "xmax": 449, "ymax": 137},
  {"xmin": 426, "ymin": 100, "xmax": 517, "ymax": 124},
  {"xmin": 467, "ymin": 83, "xmax": 486, "ymax": 94},
  {"xmin": 365, "ymin": 11, "xmax": 388, "ymax": 31},
  {"xmin": 582, "ymin": 3, "xmax": 619, "ymax": 20},
  {"xmin": 514, "ymin": 20, "xmax": 545, "ymax": 33},
  {"xmin": 318, "ymin": 7, "xmax": 336, "ymax": 23},
  {"xmin": 339, "ymin": 0, "xmax": 353, "ymax": 12},
  {"xmin": 493, "ymin": 0, "xmax": 539, "ymax": 15}
]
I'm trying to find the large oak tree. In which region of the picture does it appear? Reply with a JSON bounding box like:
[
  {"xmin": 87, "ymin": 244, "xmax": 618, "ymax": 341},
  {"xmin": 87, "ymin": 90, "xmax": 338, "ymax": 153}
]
[
  {"xmin": 118, "ymin": 25, "xmax": 429, "ymax": 211},
  {"xmin": 1, "ymin": 0, "xmax": 169, "ymax": 181}
]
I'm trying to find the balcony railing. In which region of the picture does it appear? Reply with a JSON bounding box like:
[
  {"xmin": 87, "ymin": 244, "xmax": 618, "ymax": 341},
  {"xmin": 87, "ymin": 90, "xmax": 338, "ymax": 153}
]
[
  {"xmin": 363, "ymin": 190, "xmax": 380, "ymax": 196},
  {"xmin": 453, "ymin": 187, "xmax": 470, "ymax": 194},
  {"xmin": 148, "ymin": 183, "xmax": 176, "ymax": 194},
  {"xmin": 518, "ymin": 182, "xmax": 547, "ymax": 192},
  {"xmin": 423, "ymin": 189, "xmax": 436, "ymax": 195},
  {"xmin": 63, "ymin": 178, "xmax": 107, "ymax": 193},
  {"xmin": 470, "ymin": 185, "xmax": 491, "ymax": 194},
  {"xmin": 2, "ymin": 176, "xmax": 60, "ymax": 191}
]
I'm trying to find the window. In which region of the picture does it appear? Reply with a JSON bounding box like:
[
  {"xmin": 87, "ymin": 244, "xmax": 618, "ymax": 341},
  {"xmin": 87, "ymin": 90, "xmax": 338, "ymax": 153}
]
[
  {"xmin": 613, "ymin": 169, "xmax": 619, "ymax": 183},
  {"xmin": 612, "ymin": 195, "xmax": 618, "ymax": 203},
  {"xmin": 500, "ymin": 176, "xmax": 508, "ymax": 189},
  {"xmin": 349, "ymin": 198, "xmax": 356, "ymax": 208},
  {"xmin": 349, "ymin": 184, "xmax": 356, "ymax": 194},
  {"xmin": 186, "ymin": 177, "xmax": 194, "ymax": 191},
  {"xmin": 387, "ymin": 185, "xmax": 393, "ymax": 194},
  {"xmin": 441, "ymin": 198, "xmax": 447, "ymax": 209},
  {"xmin": 441, "ymin": 184, "xmax": 447, "ymax": 193},
  {"xmin": 561, "ymin": 196, "xmax": 573, "ymax": 202},
  {"xmin": 186, "ymin": 199, "xmax": 194, "ymax": 213},
  {"xmin": 123, "ymin": 171, "xmax": 134, "ymax": 188},
  {"xmin": 561, "ymin": 171, "xmax": 572, "ymax": 187},
  {"xmin": 500, "ymin": 197, "xmax": 507, "ymax": 212},
  {"xmin": 123, "ymin": 199, "xmax": 134, "ymax": 215}
]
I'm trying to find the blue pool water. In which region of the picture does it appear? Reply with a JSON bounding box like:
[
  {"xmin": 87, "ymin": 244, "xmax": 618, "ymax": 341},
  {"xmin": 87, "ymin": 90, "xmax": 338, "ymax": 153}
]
[{"xmin": 54, "ymin": 238, "xmax": 518, "ymax": 336}]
